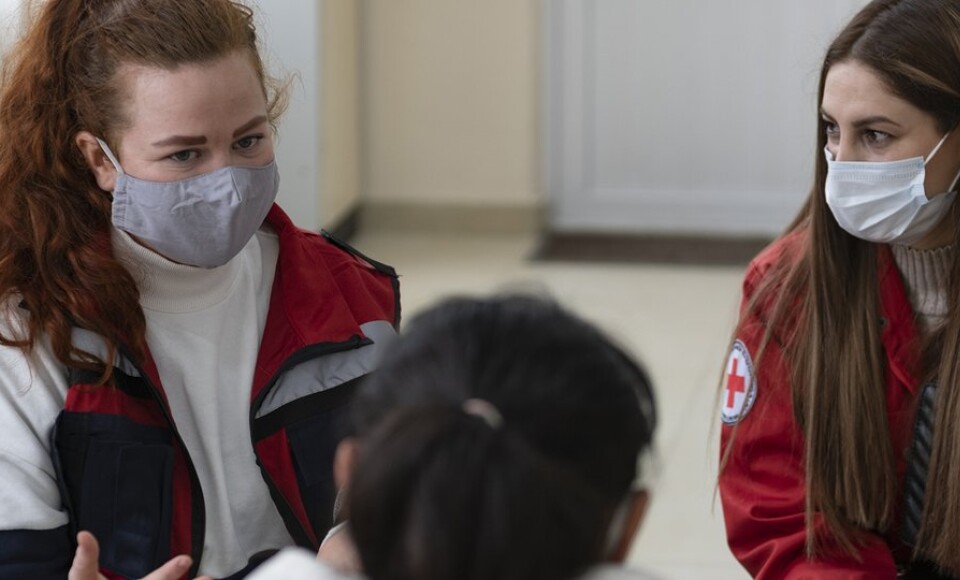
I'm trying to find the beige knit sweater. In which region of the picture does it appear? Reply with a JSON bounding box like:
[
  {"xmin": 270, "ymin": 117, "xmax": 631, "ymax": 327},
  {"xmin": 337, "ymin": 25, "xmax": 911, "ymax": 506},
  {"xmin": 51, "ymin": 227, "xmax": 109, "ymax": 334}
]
[{"xmin": 891, "ymin": 243, "xmax": 953, "ymax": 335}]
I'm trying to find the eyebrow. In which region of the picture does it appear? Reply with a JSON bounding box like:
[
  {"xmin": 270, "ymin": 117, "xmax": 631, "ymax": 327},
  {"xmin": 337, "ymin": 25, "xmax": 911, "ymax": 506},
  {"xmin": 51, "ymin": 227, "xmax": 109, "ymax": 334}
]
[
  {"xmin": 233, "ymin": 115, "xmax": 268, "ymax": 138},
  {"xmin": 151, "ymin": 135, "xmax": 206, "ymax": 148},
  {"xmin": 819, "ymin": 109, "xmax": 903, "ymax": 129},
  {"xmin": 150, "ymin": 116, "xmax": 269, "ymax": 148}
]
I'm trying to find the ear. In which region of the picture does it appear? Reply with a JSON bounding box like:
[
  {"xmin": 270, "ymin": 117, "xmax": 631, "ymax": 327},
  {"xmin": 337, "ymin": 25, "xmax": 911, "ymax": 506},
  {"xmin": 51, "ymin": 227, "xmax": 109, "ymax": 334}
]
[
  {"xmin": 74, "ymin": 131, "xmax": 119, "ymax": 192},
  {"xmin": 609, "ymin": 489, "xmax": 650, "ymax": 563},
  {"xmin": 333, "ymin": 437, "xmax": 359, "ymax": 490}
]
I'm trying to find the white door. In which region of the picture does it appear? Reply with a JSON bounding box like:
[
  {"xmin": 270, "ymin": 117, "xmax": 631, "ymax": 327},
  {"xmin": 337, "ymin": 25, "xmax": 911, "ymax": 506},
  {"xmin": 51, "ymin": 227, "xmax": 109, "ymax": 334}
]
[{"xmin": 547, "ymin": 0, "xmax": 870, "ymax": 236}]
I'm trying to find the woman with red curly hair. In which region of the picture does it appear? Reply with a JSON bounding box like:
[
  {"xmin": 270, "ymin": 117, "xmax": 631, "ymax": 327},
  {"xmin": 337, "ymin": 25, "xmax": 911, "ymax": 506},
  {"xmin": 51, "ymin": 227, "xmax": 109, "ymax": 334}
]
[{"xmin": 0, "ymin": 1, "xmax": 400, "ymax": 578}]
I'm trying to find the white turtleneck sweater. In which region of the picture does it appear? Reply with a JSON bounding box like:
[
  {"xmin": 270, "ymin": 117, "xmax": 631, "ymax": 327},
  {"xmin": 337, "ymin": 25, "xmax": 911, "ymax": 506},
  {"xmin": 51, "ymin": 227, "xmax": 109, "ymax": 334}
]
[
  {"xmin": 890, "ymin": 244, "xmax": 952, "ymax": 335},
  {"xmin": 111, "ymin": 227, "xmax": 295, "ymax": 575},
  {"xmin": 0, "ymin": 226, "xmax": 296, "ymax": 577}
]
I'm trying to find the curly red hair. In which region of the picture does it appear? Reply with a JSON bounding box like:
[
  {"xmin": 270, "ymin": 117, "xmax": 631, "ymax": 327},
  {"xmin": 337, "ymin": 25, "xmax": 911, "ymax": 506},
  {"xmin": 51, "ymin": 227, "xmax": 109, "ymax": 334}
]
[{"xmin": 0, "ymin": 0, "xmax": 287, "ymax": 379}]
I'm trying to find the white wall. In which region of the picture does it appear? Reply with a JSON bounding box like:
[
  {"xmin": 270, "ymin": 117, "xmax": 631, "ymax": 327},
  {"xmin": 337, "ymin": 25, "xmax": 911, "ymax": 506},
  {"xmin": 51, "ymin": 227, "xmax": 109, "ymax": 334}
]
[
  {"xmin": 362, "ymin": 0, "xmax": 542, "ymax": 210},
  {"xmin": 249, "ymin": 0, "xmax": 323, "ymax": 230},
  {"xmin": 321, "ymin": 0, "xmax": 362, "ymax": 229},
  {"xmin": 0, "ymin": 0, "xmax": 23, "ymax": 50},
  {"xmin": 548, "ymin": 0, "xmax": 871, "ymax": 236}
]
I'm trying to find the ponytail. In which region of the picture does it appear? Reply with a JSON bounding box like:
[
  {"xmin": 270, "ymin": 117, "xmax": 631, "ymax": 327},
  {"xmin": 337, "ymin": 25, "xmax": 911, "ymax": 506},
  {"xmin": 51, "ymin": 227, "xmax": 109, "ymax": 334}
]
[
  {"xmin": 348, "ymin": 404, "xmax": 613, "ymax": 580},
  {"xmin": 346, "ymin": 296, "xmax": 654, "ymax": 580}
]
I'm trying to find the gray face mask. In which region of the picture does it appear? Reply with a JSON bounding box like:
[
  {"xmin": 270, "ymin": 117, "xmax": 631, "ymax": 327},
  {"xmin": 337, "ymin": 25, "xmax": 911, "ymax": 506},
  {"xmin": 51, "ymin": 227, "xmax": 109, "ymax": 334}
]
[{"xmin": 97, "ymin": 138, "xmax": 279, "ymax": 268}]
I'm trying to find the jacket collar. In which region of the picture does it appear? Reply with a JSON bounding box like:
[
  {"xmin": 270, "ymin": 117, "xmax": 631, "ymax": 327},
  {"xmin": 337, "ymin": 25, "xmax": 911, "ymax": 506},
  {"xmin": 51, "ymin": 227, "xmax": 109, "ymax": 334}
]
[
  {"xmin": 878, "ymin": 244, "xmax": 922, "ymax": 394},
  {"xmin": 251, "ymin": 205, "xmax": 371, "ymax": 396}
]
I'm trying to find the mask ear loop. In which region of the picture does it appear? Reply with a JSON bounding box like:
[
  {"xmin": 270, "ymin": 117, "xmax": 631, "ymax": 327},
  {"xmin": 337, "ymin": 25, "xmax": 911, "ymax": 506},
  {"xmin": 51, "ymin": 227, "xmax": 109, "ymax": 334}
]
[
  {"xmin": 947, "ymin": 166, "xmax": 960, "ymax": 193},
  {"xmin": 926, "ymin": 129, "xmax": 960, "ymax": 192},
  {"xmin": 95, "ymin": 137, "xmax": 125, "ymax": 175},
  {"xmin": 604, "ymin": 448, "xmax": 658, "ymax": 560},
  {"xmin": 925, "ymin": 131, "xmax": 953, "ymax": 165}
]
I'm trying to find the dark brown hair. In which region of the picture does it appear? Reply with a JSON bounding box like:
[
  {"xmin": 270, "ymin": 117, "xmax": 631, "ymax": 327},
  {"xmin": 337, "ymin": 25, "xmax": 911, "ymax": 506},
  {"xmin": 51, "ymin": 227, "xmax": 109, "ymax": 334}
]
[
  {"xmin": 347, "ymin": 296, "xmax": 657, "ymax": 580},
  {"xmin": 723, "ymin": 0, "xmax": 960, "ymax": 573},
  {"xmin": 0, "ymin": 0, "xmax": 287, "ymax": 377}
]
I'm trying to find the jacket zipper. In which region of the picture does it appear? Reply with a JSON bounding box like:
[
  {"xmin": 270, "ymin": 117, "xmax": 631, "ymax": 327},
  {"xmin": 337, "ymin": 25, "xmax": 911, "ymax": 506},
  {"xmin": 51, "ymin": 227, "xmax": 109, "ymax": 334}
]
[
  {"xmin": 248, "ymin": 335, "xmax": 368, "ymax": 548},
  {"xmin": 121, "ymin": 349, "xmax": 207, "ymax": 579}
]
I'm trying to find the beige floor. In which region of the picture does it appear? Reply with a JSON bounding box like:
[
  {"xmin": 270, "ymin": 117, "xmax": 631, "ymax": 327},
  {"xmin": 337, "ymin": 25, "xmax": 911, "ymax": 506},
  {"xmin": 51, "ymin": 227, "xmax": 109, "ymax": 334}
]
[{"xmin": 352, "ymin": 229, "xmax": 751, "ymax": 579}]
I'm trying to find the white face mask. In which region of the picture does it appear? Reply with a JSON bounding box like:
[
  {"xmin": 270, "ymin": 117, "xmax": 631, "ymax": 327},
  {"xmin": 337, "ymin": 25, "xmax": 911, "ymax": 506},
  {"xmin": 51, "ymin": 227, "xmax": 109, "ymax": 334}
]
[{"xmin": 824, "ymin": 133, "xmax": 960, "ymax": 245}]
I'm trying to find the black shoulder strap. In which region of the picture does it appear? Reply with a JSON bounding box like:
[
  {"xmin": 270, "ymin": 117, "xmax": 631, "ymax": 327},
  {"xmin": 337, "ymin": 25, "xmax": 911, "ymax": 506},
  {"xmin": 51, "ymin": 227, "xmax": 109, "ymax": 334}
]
[
  {"xmin": 320, "ymin": 230, "xmax": 397, "ymax": 278},
  {"xmin": 903, "ymin": 382, "xmax": 937, "ymax": 549},
  {"xmin": 898, "ymin": 383, "xmax": 959, "ymax": 578}
]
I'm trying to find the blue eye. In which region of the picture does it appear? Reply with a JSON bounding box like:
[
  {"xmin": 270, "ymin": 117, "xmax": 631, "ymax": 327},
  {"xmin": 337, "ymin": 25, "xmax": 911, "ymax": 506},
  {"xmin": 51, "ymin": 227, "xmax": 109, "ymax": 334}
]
[
  {"xmin": 169, "ymin": 150, "xmax": 198, "ymax": 163},
  {"xmin": 234, "ymin": 135, "xmax": 263, "ymax": 151}
]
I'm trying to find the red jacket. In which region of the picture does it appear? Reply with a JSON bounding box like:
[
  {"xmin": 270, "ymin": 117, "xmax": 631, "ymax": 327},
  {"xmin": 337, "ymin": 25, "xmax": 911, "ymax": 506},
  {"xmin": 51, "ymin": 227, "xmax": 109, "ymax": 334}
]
[
  {"xmin": 719, "ymin": 231, "xmax": 919, "ymax": 579},
  {"xmin": 24, "ymin": 205, "xmax": 400, "ymax": 579}
]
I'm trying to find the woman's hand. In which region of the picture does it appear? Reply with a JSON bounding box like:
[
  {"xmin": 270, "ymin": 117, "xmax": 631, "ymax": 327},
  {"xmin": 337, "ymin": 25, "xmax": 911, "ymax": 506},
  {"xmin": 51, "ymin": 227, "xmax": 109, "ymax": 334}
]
[{"xmin": 69, "ymin": 531, "xmax": 212, "ymax": 580}]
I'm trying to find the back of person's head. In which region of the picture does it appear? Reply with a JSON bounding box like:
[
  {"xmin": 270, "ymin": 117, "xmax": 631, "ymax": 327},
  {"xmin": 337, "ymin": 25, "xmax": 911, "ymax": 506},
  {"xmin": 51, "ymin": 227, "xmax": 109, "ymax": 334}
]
[{"xmin": 343, "ymin": 295, "xmax": 657, "ymax": 580}]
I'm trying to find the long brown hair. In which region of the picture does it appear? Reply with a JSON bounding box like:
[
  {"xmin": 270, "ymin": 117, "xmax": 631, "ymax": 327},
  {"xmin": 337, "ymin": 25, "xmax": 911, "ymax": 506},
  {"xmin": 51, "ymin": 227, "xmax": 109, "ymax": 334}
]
[
  {"xmin": 0, "ymin": 0, "xmax": 287, "ymax": 379},
  {"xmin": 723, "ymin": 0, "xmax": 960, "ymax": 571}
]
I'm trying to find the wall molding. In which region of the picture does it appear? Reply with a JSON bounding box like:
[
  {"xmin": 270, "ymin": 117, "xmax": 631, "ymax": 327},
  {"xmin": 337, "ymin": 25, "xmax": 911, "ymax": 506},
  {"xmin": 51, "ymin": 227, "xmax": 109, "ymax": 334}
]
[
  {"xmin": 535, "ymin": 231, "xmax": 771, "ymax": 266},
  {"xmin": 361, "ymin": 201, "xmax": 545, "ymax": 235}
]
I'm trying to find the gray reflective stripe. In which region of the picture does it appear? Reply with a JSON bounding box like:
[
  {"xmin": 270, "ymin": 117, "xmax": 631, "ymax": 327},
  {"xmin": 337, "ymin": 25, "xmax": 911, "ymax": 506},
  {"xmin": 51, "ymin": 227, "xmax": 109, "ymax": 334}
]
[
  {"xmin": 70, "ymin": 328, "xmax": 141, "ymax": 378},
  {"xmin": 256, "ymin": 320, "xmax": 397, "ymax": 418}
]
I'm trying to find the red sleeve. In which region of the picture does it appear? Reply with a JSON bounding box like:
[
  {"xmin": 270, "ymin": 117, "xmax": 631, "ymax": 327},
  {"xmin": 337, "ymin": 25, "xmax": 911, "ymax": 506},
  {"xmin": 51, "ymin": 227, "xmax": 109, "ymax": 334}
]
[{"xmin": 718, "ymin": 268, "xmax": 898, "ymax": 580}]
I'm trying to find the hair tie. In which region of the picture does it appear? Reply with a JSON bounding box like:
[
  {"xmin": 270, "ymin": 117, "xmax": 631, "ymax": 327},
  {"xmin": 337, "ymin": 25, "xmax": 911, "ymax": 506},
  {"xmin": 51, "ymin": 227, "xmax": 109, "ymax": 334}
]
[{"xmin": 462, "ymin": 398, "xmax": 504, "ymax": 430}]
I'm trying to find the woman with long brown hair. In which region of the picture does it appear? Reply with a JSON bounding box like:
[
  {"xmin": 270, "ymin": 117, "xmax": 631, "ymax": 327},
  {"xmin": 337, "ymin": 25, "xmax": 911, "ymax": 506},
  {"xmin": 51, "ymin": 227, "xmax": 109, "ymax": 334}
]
[
  {"xmin": 0, "ymin": 1, "xmax": 399, "ymax": 578},
  {"xmin": 720, "ymin": 0, "xmax": 960, "ymax": 578}
]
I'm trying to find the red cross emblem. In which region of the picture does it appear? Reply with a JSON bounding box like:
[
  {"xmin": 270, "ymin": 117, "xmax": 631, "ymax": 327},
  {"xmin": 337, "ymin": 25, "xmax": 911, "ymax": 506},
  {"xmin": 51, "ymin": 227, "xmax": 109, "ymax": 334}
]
[
  {"xmin": 726, "ymin": 358, "xmax": 746, "ymax": 409},
  {"xmin": 722, "ymin": 340, "xmax": 756, "ymax": 425}
]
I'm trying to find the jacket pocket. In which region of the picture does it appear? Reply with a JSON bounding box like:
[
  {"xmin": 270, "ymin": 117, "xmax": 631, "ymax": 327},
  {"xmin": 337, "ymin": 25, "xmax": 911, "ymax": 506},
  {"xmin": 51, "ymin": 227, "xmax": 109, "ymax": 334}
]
[{"xmin": 54, "ymin": 413, "xmax": 174, "ymax": 579}]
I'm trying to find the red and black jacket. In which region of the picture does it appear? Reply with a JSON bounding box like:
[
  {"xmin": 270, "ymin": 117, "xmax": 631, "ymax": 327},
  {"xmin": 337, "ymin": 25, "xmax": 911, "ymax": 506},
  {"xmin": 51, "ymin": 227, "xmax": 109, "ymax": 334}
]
[{"xmin": 15, "ymin": 206, "xmax": 399, "ymax": 579}]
